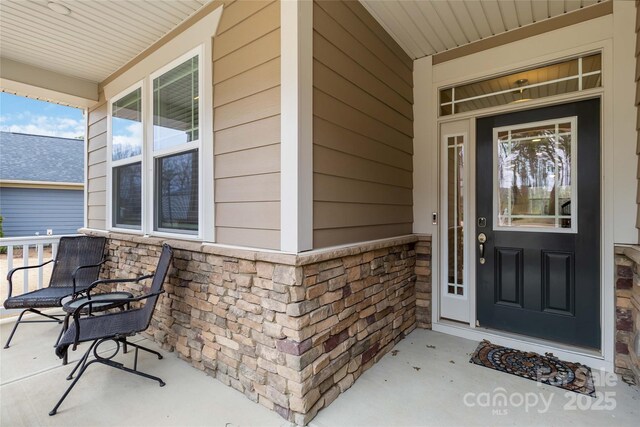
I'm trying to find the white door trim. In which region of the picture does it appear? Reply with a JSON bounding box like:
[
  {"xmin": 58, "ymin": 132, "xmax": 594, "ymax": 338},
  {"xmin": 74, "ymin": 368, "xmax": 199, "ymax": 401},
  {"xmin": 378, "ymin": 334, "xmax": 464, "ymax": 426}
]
[
  {"xmin": 435, "ymin": 89, "xmax": 612, "ymax": 370},
  {"xmin": 413, "ymin": 27, "xmax": 617, "ymax": 370}
]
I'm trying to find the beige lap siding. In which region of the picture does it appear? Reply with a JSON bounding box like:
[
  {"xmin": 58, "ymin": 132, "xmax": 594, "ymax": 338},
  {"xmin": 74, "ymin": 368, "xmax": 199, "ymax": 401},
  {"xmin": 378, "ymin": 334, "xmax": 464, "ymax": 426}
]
[
  {"xmin": 84, "ymin": 1, "xmax": 282, "ymax": 249},
  {"xmin": 86, "ymin": 99, "xmax": 107, "ymax": 230},
  {"xmin": 213, "ymin": 0, "xmax": 281, "ymax": 250},
  {"xmin": 636, "ymin": 1, "xmax": 640, "ymax": 233},
  {"xmin": 312, "ymin": 0, "xmax": 414, "ymax": 249}
]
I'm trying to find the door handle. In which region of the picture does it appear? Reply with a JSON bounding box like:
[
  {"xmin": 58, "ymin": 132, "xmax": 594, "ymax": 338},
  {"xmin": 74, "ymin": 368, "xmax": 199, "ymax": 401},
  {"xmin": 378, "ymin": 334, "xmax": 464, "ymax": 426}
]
[{"xmin": 478, "ymin": 233, "xmax": 487, "ymax": 265}]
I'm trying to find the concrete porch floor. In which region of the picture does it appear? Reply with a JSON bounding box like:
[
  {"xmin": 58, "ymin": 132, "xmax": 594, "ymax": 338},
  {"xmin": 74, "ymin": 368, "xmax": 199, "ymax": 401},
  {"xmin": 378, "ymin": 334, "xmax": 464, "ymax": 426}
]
[{"xmin": 1, "ymin": 317, "xmax": 638, "ymax": 427}]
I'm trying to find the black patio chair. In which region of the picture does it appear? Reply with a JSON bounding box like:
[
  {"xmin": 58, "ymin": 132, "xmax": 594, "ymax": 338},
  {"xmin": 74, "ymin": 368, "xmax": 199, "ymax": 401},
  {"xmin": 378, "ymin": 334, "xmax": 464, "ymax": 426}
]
[
  {"xmin": 50, "ymin": 243, "xmax": 173, "ymax": 416},
  {"xmin": 3, "ymin": 235, "xmax": 106, "ymax": 348}
]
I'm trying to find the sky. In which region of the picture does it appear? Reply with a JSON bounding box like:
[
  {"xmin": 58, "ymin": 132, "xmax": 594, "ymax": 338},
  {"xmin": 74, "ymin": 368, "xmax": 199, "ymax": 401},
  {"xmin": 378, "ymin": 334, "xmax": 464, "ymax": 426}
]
[{"xmin": 0, "ymin": 92, "xmax": 84, "ymax": 139}]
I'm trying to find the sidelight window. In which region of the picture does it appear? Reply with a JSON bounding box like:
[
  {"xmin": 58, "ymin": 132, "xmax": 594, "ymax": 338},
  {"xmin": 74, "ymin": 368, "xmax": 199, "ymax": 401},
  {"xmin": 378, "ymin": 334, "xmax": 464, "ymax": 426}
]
[{"xmin": 447, "ymin": 135, "xmax": 465, "ymax": 296}]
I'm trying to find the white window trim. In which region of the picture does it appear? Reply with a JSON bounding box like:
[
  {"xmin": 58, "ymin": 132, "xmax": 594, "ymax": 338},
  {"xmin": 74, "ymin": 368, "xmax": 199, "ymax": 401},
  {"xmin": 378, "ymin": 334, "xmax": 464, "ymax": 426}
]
[
  {"xmin": 492, "ymin": 116, "xmax": 578, "ymax": 234},
  {"xmin": 147, "ymin": 46, "xmax": 204, "ymax": 239},
  {"xmin": 107, "ymin": 80, "xmax": 145, "ymax": 235},
  {"xmin": 107, "ymin": 44, "xmax": 212, "ymax": 241},
  {"xmin": 438, "ymin": 52, "xmax": 602, "ymax": 118}
]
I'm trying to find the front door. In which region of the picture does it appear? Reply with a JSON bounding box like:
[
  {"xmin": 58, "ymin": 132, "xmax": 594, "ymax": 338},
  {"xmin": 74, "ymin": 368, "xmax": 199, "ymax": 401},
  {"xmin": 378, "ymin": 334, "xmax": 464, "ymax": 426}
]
[{"xmin": 476, "ymin": 99, "xmax": 600, "ymax": 349}]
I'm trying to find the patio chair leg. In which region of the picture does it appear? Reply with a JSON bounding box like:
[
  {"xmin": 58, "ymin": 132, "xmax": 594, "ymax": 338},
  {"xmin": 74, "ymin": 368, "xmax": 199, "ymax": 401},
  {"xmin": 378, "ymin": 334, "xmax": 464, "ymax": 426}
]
[
  {"xmin": 100, "ymin": 357, "xmax": 166, "ymax": 387},
  {"xmin": 4, "ymin": 309, "xmax": 64, "ymax": 349},
  {"xmin": 59, "ymin": 314, "xmax": 71, "ymax": 365},
  {"xmin": 55, "ymin": 313, "xmax": 71, "ymax": 351},
  {"xmin": 50, "ymin": 358, "xmax": 97, "ymax": 416},
  {"xmin": 120, "ymin": 339, "xmax": 163, "ymax": 360},
  {"xmin": 66, "ymin": 341, "xmax": 96, "ymax": 380},
  {"xmin": 51, "ymin": 352, "xmax": 165, "ymax": 416},
  {"xmin": 120, "ymin": 304, "xmax": 129, "ymax": 354},
  {"xmin": 3, "ymin": 309, "xmax": 28, "ymax": 349}
]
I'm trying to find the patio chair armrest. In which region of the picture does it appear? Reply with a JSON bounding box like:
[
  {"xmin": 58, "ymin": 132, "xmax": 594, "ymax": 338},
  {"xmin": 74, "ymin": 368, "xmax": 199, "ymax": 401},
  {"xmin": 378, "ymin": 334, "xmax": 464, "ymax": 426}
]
[
  {"xmin": 89, "ymin": 273, "xmax": 154, "ymax": 287},
  {"xmin": 71, "ymin": 288, "xmax": 164, "ymax": 318},
  {"xmin": 84, "ymin": 273, "xmax": 154, "ymax": 293},
  {"xmin": 6, "ymin": 259, "xmax": 55, "ymax": 299},
  {"xmin": 71, "ymin": 290, "xmax": 165, "ymax": 349},
  {"xmin": 71, "ymin": 260, "xmax": 107, "ymax": 294}
]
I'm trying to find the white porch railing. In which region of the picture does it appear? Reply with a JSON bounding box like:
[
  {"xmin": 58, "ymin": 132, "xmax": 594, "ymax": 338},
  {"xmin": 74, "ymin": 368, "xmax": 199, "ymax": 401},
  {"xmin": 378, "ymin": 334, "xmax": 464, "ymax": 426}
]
[{"xmin": 0, "ymin": 235, "xmax": 79, "ymax": 317}]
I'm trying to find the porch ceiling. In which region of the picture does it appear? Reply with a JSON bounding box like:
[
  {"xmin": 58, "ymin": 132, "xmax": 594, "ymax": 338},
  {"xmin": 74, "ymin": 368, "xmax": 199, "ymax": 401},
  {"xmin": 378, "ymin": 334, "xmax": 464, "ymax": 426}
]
[
  {"xmin": 0, "ymin": 0, "xmax": 211, "ymax": 84},
  {"xmin": 359, "ymin": 0, "xmax": 606, "ymax": 60}
]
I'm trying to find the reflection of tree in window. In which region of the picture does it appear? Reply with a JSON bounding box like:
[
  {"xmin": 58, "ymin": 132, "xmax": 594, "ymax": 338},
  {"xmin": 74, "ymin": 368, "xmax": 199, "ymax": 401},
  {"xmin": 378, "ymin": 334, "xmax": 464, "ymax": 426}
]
[
  {"xmin": 498, "ymin": 123, "xmax": 572, "ymax": 228},
  {"xmin": 156, "ymin": 150, "xmax": 198, "ymax": 231},
  {"xmin": 112, "ymin": 88, "xmax": 142, "ymax": 161},
  {"xmin": 113, "ymin": 162, "xmax": 141, "ymax": 228}
]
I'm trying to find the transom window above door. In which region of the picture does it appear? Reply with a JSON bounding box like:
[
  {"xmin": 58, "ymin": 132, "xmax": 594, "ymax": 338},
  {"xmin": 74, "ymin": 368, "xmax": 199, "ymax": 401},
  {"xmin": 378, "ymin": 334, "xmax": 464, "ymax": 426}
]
[
  {"xmin": 494, "ymin": 117, "xmax": 577, "ymax": 233},
  {"xmin": 439, "ymin": 53, "xmax": 601, "ymax": 117}
]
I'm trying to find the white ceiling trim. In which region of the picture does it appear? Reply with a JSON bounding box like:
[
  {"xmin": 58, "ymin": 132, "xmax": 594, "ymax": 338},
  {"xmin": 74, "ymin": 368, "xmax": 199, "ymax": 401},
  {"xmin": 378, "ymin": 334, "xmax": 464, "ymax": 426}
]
[
  {"xmin": 0, "ymin": 58, "xmax": 98, "ymax": 108},
  {"xmin": 0, "ymin": 0, "xmax": 211, "ymax": 84}
]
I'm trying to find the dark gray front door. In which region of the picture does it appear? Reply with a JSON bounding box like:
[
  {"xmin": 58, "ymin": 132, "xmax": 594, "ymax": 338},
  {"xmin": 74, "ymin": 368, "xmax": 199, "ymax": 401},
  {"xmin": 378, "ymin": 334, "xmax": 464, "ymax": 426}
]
[{"xmin": 476, "ymin": 99, "xmax": 601, "ymax": 349}]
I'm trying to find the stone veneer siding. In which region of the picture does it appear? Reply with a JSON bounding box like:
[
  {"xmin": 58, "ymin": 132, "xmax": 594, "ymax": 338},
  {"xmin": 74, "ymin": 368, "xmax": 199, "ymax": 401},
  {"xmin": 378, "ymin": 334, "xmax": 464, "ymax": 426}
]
[
  {"xmin": 614, "ymin": 246, "xmax": 640, "ymax": 385},
  {"xmin": 82, "ymin": 230, "xmax": 431, "ymax": 425},
  {"xmin": 415, "ymin": 235, "xmax": 432, "ymax": 329}
]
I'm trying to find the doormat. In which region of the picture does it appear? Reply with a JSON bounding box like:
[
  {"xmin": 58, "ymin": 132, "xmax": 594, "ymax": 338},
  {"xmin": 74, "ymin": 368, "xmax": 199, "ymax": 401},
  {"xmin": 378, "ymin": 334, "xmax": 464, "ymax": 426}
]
[{"xmin": 469, "ymin": 340, "xmax": 595, "ymax": 396}]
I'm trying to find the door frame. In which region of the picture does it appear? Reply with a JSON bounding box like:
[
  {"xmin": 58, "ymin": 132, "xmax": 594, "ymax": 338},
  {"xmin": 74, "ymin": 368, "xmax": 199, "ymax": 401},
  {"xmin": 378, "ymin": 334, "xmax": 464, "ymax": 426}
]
[{"xmin": 424, "ymin": 37, "xmax": 616, "ymax": 371}]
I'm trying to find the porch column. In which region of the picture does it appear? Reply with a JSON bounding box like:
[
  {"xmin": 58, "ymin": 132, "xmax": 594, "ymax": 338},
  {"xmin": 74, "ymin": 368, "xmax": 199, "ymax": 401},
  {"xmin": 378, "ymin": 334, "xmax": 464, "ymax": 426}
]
[{"xmin": 280, "ymin": 0, "xmax": 313, "ymax": 253}]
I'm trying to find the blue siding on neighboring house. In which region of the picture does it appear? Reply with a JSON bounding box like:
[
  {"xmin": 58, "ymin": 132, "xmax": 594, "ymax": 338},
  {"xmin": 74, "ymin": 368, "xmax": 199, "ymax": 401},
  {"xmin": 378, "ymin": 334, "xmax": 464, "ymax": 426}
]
[{"xmin": 0, "ymin": 187, "xmax": 84, "ymax": 237}]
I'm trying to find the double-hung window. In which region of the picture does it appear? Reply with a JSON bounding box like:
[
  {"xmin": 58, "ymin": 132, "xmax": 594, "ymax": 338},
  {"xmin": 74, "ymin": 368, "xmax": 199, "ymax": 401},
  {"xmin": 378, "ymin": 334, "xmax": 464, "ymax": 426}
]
[
  {"xmin": 151, "ymin": 54, "xmax": 200, "ymax": 234},
  {"xmin": 110, "ymin": 86, "xmax": 143, "ymax": 230},
  {"xmin": 108, "ymin": 47, "xmax": 203, "ymax": 238}
]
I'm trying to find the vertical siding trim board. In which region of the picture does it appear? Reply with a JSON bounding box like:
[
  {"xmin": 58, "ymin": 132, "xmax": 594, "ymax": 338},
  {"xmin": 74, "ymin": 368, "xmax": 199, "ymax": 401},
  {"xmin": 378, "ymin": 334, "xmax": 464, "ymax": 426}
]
[{"xmin": 280, "ymin": 0, "xmax": 313, "ymax": 252}]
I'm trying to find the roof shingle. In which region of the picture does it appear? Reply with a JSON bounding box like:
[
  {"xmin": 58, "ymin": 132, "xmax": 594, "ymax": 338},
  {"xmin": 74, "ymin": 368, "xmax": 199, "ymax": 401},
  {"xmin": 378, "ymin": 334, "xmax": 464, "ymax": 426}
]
[{"xmin": 0, "ymin": 132, "xmax": 84, "ymax": 183}]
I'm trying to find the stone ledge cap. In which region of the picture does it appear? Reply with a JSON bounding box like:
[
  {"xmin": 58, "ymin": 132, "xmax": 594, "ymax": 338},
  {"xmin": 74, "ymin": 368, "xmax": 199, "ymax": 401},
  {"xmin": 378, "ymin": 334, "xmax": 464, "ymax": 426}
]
[
  {"xmin": 79, "ymin": 229, "xmax": 430, "ymax": 268},
  {"xmin": 296, "ymin": 235, "xmax": 420, "ymax": 266}
]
